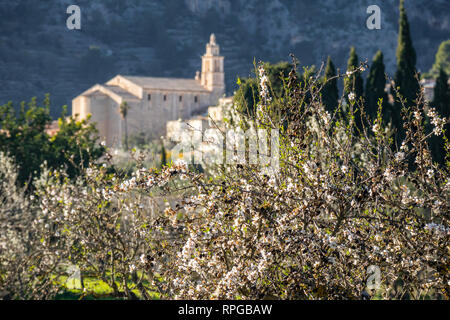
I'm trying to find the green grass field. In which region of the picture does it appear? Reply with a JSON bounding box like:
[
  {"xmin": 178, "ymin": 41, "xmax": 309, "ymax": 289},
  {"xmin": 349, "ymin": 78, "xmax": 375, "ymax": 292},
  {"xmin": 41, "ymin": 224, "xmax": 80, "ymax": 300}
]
[{"xmin": 54, "ymin": 274, "xmax": 160, "ymax": 300}]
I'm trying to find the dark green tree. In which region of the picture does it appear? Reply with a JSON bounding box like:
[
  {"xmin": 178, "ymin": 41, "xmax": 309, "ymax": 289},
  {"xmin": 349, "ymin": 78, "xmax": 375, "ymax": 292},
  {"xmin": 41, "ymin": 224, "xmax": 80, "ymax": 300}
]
[
  {"xmin": 392, "ymin": 0, "xmax": 420, "ymax": 139},
  {"xmin": 0, "ymin": 97, "xmax": 51, "ymax": 185},
  {"xmin": 344, "ymin": 47, "xmax": 364, "ymax": 130},
  {"xmin": 49, "ymin": 107, "xmax": 105, "ymax": 179},
  {"xmin": 265, "ymin": 61, "xmax": 292, "ymax": 97},
  {"xmin": 344, "ymin": 47, "xmax": 364, "ymax": 104},
  {"xmin": 427, "ymin": 40, "xmax": 450, "ymax": 78},
  {"xmin": 234, "ymin": 61, "xmax": 292, "ymax": 118},
  {"xmin": 160, "ymin": 140, "xmax": 167, "ymax": 168},
  {"xmin": 365, "ymin": 50, "xmax": 389, "ymax": 122},
  {"xmin": 429, "ymin": 68, "xmax": 450, "ymax": 164},
  {"xmin": 433, "ymin": 68, "xmax": 450, "ymax": 115},
  {"xmin": 120, "ymin": 101, "xmax": 130, "ymax": 151},
  {"xmin": 234, "ymin": 77, "xmax": 259, "ymax": 118},
  {"xmin": 0, "ymin": 95, "xmax": 104, "ymax": 186},
  {"xmin": 321, "ymin": 56, "xmax": 339, "ymax": 113}
]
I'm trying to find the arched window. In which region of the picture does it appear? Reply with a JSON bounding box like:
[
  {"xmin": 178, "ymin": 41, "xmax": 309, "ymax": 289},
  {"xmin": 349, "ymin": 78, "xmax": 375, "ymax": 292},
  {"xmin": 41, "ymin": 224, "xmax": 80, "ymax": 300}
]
[
  {"xmin": 194, "ymin": 96, "xmax": 198, "ymax": 103},
  {"xmin": 179, "ymin": 95, "xmax": 182, "ymax": 102},
  {"xmin": 163, "ymin": 95, "xmax": 167, "ymax": 101}
]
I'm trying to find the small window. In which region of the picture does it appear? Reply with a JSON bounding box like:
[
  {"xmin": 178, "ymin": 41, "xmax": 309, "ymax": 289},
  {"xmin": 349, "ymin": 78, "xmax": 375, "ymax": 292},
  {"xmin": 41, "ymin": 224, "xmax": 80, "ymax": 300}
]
[
  {"xmin": 163, "ymin": 95, "xmax": 167, "ymax": 101},
  {"xmin": 147, "ymin": 94, "xmax": 151, "ymax": 101},
  {"xmin": 194, "ymin": 96, "xmax": 198, "ymax": 103},
  {"xmin": 179, "ymin": 95, "xmax": 182, "ymax": 102}
]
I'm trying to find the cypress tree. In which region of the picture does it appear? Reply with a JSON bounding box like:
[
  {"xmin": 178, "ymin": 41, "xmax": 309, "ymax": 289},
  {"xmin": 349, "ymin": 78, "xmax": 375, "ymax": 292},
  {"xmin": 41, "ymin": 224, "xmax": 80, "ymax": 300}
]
[
  {"xmin": 344, "ymin": 47, "xmax": 364, "ymax": 129},
  {"xmin": 430, "ymin": 68, "xmax": 450, "ymax": 164},
  {"xmin": 365, "ymin": 50, "xmax": 389, "ymax": 122},
  {"xmin": 429, "ymin": 40, "xmax": 450, "ymax": 78},
  {"xmin": 433, "ymin": 68, "xmax": 450, "ymax": 117},
  {"xmin": 119, "ymin": 101, "xmax": 130, "ymax": 151},
  {"xmin": 344, "ymin": 47, "xmax": 364, "ymax": 104},
  {"xmin": 392, "ymin": 0, "xmax": 420, "ymax": 139},
  {"xmin": 322, "ymin": 56, "xmax": 339, "ymax": 113},
  {"xmin": 160, "ymin": 140, "xmax": 167, "ymax": 168}
]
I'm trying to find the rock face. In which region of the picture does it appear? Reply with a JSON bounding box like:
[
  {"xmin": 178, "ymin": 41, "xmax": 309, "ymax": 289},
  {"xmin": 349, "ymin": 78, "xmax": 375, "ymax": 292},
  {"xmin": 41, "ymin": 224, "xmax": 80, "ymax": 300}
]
[{"xmin": 0, "ymin": 0, "xmax": 448, "ymax": 116}]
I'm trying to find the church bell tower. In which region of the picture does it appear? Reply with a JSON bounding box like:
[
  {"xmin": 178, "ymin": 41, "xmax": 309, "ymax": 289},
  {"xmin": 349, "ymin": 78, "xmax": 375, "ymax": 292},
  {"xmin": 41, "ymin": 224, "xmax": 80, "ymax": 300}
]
[{"xmin": 201, "ymin": 34, "xmax": 225, "ymax": 95}]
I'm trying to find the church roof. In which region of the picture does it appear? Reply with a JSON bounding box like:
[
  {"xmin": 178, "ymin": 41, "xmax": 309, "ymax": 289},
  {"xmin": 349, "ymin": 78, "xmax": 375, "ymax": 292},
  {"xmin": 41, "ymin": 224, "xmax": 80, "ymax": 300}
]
[
  {"xmin": 103, "ymin": 85, "xmax": 140, "ymax": 100},
  {"xmin": 122, "ymin": 76, "xmax": 209, "ymax": 92},
  {"xmin": 83, "ymin": 84, "xmax": 140, "ymax": 101}
]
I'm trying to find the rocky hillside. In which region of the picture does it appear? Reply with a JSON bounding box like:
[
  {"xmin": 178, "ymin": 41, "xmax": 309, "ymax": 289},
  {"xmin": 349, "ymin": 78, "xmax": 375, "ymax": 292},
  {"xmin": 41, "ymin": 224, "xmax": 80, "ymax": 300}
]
[{"xmin": 0, "ymin": 0, "xmax": 448, "ymax": 117}]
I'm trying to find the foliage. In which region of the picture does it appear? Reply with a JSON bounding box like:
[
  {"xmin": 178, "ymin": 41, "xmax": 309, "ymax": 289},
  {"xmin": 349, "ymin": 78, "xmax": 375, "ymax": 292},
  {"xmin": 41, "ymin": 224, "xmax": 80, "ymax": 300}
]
[
  {"xmin": 321, "ymin": 56, "xmax": 339, "ymax": 114},
  {"xmin": 120, "ymin": 101, "xmax": 130, "ymax": 151},
  {"xmin": 343, "ymin": 47, "xmax": 365, "ymax": 131},
  {"xmin": 344, "ymin": 47, "xmax": 364, "ymax": 104},
  {"xmin": 160, "ymin": 140, "xmax": 167, "ymax": 169},
  {"xmin": 233, "ymin": 61, "xmax": 292, "ymax": 118},
  {"xmin": 426, "ymin": 40, "xmax": 450, "ymax": 79},
  {"xmin": 0, "ymin": 95, "xmax": 105, "ymax": 186},
  {"xmin": 433, "ymin": 68, "xmax": 450, "ymax": 117},
  {"xmin": 392, "ymin": 0, "xmax": 420, "ymax": 142},
  {"xmin": 429, "ymin": 68, "xmax": 450, "ymax": 165},
  {"xmin": 365, "ymin": 51, "xmax": 389, "ymax": 122}
]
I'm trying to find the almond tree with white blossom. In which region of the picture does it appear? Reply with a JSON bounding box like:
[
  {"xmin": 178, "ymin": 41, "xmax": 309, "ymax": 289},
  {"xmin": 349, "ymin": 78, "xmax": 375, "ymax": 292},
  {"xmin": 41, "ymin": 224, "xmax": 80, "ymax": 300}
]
[{"xmin": 0, "ymin": 60, "xmax": 448, "ymax": 300}]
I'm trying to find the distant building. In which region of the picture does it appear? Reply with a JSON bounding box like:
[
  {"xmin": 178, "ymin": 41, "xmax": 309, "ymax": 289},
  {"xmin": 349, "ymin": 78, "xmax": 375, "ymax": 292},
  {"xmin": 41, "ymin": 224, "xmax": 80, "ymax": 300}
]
[{"xmin": 72, "ymin": 34, "xmax": 225, "ymax": 147}]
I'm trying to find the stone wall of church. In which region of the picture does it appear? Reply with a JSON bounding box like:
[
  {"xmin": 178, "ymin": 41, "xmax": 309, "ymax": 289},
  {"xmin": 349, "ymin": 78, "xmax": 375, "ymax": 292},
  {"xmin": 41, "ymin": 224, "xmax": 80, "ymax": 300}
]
[
  {"xmin": 72, "ymin": 95, "xmax": 90, "ymax": 121},
  {"xmin": 73, "ymin": 93, "xmax": 122, "ymax": 147},
  {"xmin": 92, "ymin": 94, "xmax": 121, "ymax": 147},
  {"xmin": 133, "ymin": 89, "xmax": 215, "ymax": 139}
]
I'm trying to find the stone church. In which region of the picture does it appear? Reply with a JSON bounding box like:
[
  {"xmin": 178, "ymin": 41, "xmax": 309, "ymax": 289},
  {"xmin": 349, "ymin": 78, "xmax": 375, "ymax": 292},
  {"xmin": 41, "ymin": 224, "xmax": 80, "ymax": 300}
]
[{"xmin": 72, "ymin": 34, "xmax": 225, "ymax": 147}]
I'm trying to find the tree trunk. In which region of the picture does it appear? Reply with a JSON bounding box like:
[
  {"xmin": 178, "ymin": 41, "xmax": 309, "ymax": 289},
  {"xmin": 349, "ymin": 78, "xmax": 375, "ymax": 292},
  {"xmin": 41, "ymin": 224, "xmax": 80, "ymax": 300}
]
[{"xmin": 124, "ymin": 118, "xmax": 128, "ymax": 151}]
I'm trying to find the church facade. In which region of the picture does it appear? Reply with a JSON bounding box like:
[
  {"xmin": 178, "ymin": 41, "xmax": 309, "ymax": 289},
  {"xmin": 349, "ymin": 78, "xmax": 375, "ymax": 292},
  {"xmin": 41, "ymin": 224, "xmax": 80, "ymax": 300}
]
[{"xmin": 72, "ymin": 34, "xmax": 225, "ymax": 147}]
